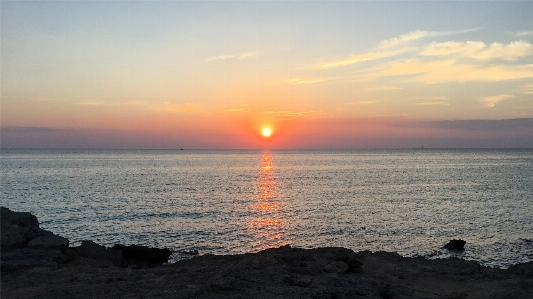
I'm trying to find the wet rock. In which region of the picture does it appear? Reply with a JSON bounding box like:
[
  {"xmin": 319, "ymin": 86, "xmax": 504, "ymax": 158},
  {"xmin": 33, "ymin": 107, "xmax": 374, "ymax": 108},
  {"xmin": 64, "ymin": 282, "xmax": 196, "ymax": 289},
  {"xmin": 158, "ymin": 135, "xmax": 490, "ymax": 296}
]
[
  {"xmin": 1, "ymin": 207, "xmax": 40, "ymax": 248},
  {"xmin": 113, "ymin": 244, "xmax": 172, "ymax": 266},
  {"xmin": 444, "ymin": 239, "xmax": 466, "ymax": 250},
  {"xmin": 324, "ymin": 261, "xmax": 350, "ymax": 273},
  {"xmin": 73, "ymin": 240, "xmax": 125, "ymax": 267}
]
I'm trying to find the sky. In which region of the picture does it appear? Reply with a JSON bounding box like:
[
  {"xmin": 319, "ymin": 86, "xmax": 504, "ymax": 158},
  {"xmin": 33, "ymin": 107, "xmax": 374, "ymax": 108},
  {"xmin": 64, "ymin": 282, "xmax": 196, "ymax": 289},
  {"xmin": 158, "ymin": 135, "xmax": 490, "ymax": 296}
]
[{"xmin": 1, "ymin": 1, "xmax": 533, "ymax": 149}]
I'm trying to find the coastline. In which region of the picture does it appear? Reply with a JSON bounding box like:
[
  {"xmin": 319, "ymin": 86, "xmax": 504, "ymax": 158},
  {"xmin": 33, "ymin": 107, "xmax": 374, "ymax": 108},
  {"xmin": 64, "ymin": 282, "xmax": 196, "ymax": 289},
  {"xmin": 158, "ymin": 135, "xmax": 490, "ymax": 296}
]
[{"xmin": 2, "ymin": 207, "xmax": 532, "ymax": 299}]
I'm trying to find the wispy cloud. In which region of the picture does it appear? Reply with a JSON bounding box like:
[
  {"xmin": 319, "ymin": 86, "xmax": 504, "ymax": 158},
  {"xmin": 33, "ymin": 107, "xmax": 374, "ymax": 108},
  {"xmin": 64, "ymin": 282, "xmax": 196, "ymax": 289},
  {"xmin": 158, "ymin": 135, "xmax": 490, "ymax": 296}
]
[
  {"xmin": 378, "ymin": 30, "xmax": 430, "ymax": 49},
  {"xmin": 266, "ymin": 110, "xmax": 320, "ymax": 117},
  {"xmin": 365, "ymin": 86, "xmax": 401, "ymax": 92},
  {"xmin": 223, "ymin": 108, "xmax": 249, "ymax": 112},
  {"xmin": 205, "ymin": 51, "xmax": 257, "ymax": 62},
  {"xmin": 205, "ymin": 55, "xmax": 235, "ymax": 62},
  {"xmin": 283, "ymin": 78, "xmax": 327, "ymax": 84},
  {"xmin": 76, "ymin": 101, "xmax": 106, "ymax": 106},
  {"xmin": 239, "ymin": 52, "xmax": 257, "ymax": 59},
  {"xmin": 364, "ymin": 59, "xmax": 533, "ymax": 83},
  {"xmin": 378, "ymin": 28, "xmax": 481, "ymax": 49},
  {"xmin": 159, "ymin": 102, "xmax": 199, "ymax": 112},
  {"xmin": 422, "ymin": 40, "xmax": 533, "ymax": 60},
  {"xmin": 321, "ymin": 49, "xmax": 408, "ymax": 68},
  {"xmin": 515, "ymin": 30, "xmax": 533, "ymax": 37},
  {"xmin": 345, "ymin": 101, "xmax": 379, "ymax": 105},
  {"xmin": 320, "ymin": 28, "xmax": 481, "ymax": 69},
  {"xmin": 415, "ymin": 102, "xmax": 449, "ymax": 106},
  {"xmin": 481, "ymin": 94, "xmax": 514, "ymax": 108},
  {"xmin": 520, "ymin": 84, "xmax": 533, "ymax": 95}
]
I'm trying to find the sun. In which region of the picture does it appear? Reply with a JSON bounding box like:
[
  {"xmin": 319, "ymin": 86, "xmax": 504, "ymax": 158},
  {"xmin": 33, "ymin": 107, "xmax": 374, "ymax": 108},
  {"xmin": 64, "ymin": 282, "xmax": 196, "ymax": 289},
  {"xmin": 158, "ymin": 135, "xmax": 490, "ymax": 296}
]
[{"xmin": 261, "ymin": 127, "xmax": 272, "ymax": 137}]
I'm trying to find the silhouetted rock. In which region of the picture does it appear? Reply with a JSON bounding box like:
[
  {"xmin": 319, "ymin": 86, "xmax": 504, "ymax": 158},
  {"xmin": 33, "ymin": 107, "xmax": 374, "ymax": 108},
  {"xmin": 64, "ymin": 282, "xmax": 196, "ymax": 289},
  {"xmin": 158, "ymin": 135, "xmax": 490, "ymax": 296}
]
[
  {"xmin": 1, "ymin": 207, "xmax": 40, "ymax": 248},
  {"xmin": 27, "ymin": 230, "xmax": 69, "ymax": 250},
  {"xmin": 113, "ymin": 244, "xmax": 172, "ymax": 267},
  {"xmin": 73, "ymin": 240, "xmax": 125, "ymax": 267},
  {"xmin": 444, "ymin": 239, "xmax": 466, "ymax": 250},
  {"xmin": 324, "ymin": 260, "xmax": 350, "ymax": 273}
]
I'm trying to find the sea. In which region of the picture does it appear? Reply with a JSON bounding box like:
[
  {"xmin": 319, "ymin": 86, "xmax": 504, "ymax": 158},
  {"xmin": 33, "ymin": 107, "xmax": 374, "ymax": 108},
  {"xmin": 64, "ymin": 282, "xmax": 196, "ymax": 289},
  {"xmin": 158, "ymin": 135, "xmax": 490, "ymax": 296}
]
[{"xmin": 1, "ymin": 149, "xmax": 532, "ymax": 269}]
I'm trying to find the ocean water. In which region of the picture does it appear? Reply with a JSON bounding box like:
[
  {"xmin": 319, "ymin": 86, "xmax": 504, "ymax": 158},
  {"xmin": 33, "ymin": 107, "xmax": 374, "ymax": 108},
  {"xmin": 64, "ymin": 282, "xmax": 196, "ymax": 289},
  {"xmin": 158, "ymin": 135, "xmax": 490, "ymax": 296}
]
[{"xmin": 1, "ymin": 149, "xmax": 532, "ymax": 268}]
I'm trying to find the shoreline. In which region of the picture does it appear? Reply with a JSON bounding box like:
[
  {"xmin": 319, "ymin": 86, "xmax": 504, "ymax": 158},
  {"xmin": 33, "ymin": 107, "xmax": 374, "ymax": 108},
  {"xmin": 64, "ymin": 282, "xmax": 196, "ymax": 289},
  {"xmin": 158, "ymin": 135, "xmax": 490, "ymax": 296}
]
[{"xmin": 2, "ymin": 207, "xmax": 533, "ymax": 299}]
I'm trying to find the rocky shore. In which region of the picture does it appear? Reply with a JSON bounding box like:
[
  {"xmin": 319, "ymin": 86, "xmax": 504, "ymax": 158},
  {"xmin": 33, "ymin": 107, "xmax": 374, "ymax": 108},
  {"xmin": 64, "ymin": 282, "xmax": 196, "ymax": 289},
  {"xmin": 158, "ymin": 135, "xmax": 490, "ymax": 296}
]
[{"xmin": 2, "ymin": 207, "xmax": 532, "ymax": 299}]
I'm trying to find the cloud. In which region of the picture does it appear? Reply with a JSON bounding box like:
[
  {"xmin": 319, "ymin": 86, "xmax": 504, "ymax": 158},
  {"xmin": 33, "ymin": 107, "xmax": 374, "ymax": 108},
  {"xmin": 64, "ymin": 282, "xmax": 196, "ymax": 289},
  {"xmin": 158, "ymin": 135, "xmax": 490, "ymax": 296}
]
[
  {"xmin": 321, "ymin": 49, "xmax": 408, "ymax": 68},
  {"xmin": 481, "ymin": 94, "xmax": 515, "ymax": 108},
  {"xmin": 378, "ymin": 28, "xmax": 481, "ymax": 49},
  {"xmin": 205, "ymin": 55, "xmax": 235, "ymax": 62},
  {"xmin": 239, "ymin": 52, "xmax": 257, "ymax": 59},
  {"xmin": 422, "ymin": 40, "xmax": 533, "ymax": 60},
  {"xmin": 378, "ymin": 30, "xmax": 430, "ymax": 49},
  {"xmin": 205, "ymin": 51, "xmax": 257, "ymax": 62},
  {"xmin": 223, "ymin": 108, "xmax": 249, "ymax": 112},
  {"xmin": 266, "ymin": 110, "xmax": 321, "ymax": 117},
  {"xmin": 423, "ymin": 118, "xmax": 533, "ymax": 131},
  {"xmin": 515, "ymin": 31, "xmax": 533, "ymax": 37},
  {"xmin": 520, "ymin": 84, "xmax": 533, "ymax": 95},
  {"xmin": 320, "ymin": 28, "xmax": 481, "ymax": 69},
  {"xmin": 365, "ymin": 86, "xmax": 401, "ymax": 92},
  {"xmin": 415, "ymin": 102, "xmax": 449, "ymax": 106},
  {"xmin": 76, "ymin": 101, "xmax": 106, "ymax": 106},
  {"xmin": 345, "ymin": 101, "xmax": 379, "ymax": 105},
  {"xmin": 365, "ymin": 59, "xmax": 533, "ymax": 83},
  {"xmin": 283, "ymin": 78, "xmax": 327, "ymax": 84},
  {"xmin": 159, "ymin": 102, "xmax": 199, "ymax": 112}
]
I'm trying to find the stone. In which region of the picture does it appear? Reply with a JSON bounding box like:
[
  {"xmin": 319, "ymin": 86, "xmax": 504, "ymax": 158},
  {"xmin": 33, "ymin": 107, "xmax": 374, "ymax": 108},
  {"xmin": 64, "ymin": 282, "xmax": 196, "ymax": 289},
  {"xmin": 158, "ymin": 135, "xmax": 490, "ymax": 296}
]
[
  {"xmin": 1, "ymin": 207, "xmax": 40, "ymax": 248},
  {"xmin": 73, "ymin": 240, "xmax": 124, "ymax": 267},
  {"xmin": 444, "ymin": 239, "xmax": 466, "ymax": 250},
  {"xmin": 27, "ymin": 230, "xmax": 69, "ymax": 250},
  {"xmin": 324, "ymin": 261, "xmax": 350, "ymax": 273},
  {"xmin": 113, "ymin": 244, "xmax": 172, "ymax": 266}
]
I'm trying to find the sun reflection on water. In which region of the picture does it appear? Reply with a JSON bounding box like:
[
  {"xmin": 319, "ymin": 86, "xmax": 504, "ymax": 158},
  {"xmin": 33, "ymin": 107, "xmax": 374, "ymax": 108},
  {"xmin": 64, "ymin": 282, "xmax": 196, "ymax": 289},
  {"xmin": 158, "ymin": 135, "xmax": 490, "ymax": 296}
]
[{"xmin": 248, "ymin": 151, "xmax": 288, "ymax": 250}]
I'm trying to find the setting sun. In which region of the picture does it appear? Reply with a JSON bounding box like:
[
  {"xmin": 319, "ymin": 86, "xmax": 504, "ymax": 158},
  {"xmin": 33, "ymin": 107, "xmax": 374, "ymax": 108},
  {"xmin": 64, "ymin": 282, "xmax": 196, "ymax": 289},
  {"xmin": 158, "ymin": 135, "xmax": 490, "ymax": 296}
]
[{"xmin": 261, "ymin": 127, "xmax": 272, "ymax": 138}]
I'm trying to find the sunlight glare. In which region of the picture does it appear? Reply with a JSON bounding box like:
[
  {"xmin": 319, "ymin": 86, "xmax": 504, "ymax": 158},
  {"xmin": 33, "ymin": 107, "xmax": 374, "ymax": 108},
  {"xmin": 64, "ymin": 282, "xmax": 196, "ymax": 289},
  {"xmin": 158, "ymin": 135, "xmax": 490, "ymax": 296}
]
[{"xmin": 262, "ymin": 127, "xmax": 272, "ymax": 137}]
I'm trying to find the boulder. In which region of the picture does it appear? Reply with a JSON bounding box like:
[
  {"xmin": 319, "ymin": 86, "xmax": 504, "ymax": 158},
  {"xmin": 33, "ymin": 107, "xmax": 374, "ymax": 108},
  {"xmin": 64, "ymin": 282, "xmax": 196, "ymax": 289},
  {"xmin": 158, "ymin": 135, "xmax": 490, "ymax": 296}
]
[
  {"xmin": 1, "ymin": 207, "xmax": 40, "ymax": 248},
  {"xmin": 444, "ymin": 239, "xmax": 466, "ymax": 250},
  {"xmin": 332, "ymin": 247, "xmax": 363, "ymax": 272},
  {"xmin": 27, "ymin": 230, "xmax": 69, "ymax": 250},
  {"xmin": 113, "ymin": 244, "xmax": 172, "ymax": 266},
  {"xmin": 324, "ymin": 261, "xmax": 350, "ymax": 273},
  {"xmin": 73, "ymin": 240, "xmax": 125, "ymax": 267}
]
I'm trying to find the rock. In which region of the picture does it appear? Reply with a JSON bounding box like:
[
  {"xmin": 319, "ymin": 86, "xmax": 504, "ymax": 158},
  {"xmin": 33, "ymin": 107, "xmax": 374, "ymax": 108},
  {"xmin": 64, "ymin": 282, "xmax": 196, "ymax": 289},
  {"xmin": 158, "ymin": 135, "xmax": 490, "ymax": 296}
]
[
  {"xmin": 332, "ymin": 247, "xmax": 363, "ymax": 272},
  {"xmin": 444, "ymin": 239, "xmax": 466, "ymax": 250},
  {"xmin": 27, "ymin": 230, "xmax": 69, "ymax": 250},
  {"xmin": 324, "ymin": 261, "xmax": 350, "ymax": 273},
  {"xmin": 1, "ymin": 248, "xmax": 62, "ymax": 272},
  {"xmin": 1, "ymin": 207, "xmax": 40, "ymax": 248},
  {"xmin": 113, "ymin": 244, "xmax": 172, "ymax": 266},
  {"xmin": 73, "ymin": 240, "xmax": 125, "ymax": 267}
]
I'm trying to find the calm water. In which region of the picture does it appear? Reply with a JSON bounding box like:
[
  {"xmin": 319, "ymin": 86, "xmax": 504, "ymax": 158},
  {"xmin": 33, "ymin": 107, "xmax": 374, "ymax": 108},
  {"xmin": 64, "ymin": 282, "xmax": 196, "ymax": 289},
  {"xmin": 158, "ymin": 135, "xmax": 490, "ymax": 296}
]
[{"xmin": 1, "ymin": 149, "xmax": 532, "ymax": 268}]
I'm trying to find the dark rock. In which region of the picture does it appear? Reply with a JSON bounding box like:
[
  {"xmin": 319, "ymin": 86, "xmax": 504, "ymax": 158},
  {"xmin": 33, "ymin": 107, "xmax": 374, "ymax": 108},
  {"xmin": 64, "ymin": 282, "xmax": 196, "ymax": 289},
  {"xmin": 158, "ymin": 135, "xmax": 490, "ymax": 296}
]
[
  {"xmin": 1, "ymin": 207, "xmax": 40, "ymax": 248},
  {"xmin": 27, "ymin": 229, "xmax": 69, "ymax": 250},
  {"xmin": 324, "ymin": 261, "xmax": 350, "ymax": 273},
  {"xmin": 332, "ymin": 247, "xmax": 363, "ymax": 271},
  {"xmin": 1, "ymin": 248, "xmax": 62, "ymax": 272},
  {"xmin": 444, "ymin": 239, "xmax": 466, "ymax": 250},
  {"xmin": 73, "ymin": 240, "xmax": 125, "ymax": 267},
  {"xmin": 113, "ymin": 244, "xmax": 172, "ymax": 266}
]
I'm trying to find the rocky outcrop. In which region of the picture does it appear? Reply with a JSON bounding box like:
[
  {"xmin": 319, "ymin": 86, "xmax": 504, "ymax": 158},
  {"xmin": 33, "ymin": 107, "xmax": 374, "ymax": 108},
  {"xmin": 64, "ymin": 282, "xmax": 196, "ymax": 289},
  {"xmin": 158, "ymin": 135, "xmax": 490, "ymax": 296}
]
[
  {"xmin": 1, "ymin": 207, "xmax": 69, "ymax": 250},
  {"xmin": 444, "ymin": 239, "xmax": 467, "ymax": 250},
  {"xmin": 72, "ymin": 240, "xmax": 125, "ymax": 267},
  {"xmin": 113, "ymin": 244, "xmax": 172, "ymax": 267}
]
